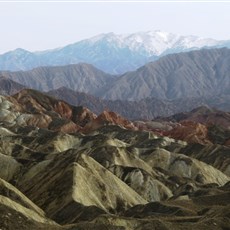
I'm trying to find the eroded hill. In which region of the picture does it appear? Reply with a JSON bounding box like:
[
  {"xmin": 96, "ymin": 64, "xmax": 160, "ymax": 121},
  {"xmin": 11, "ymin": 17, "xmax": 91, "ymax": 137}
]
[{"xmin": 0, "ymin": 89, "xmax": 229, "ymax": 229}]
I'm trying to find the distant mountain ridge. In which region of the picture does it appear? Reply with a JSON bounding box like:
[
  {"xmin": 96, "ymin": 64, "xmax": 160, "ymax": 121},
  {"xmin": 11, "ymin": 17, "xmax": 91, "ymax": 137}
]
[
  {"xmin": 1, "ymin": 30, "xmax": 230, "ymax": 74},
  {"xmin": 1, "ymin": 48, "xmax": 230, "ymax": 119},
  {"xmin": 0, "ymin": 63, "xmax": 114, "ymax": 93},
  {"xmin": 47, "ymin": 87, "xmax": 230, "ymax": 120},
  {"xmin": 102, "ymin": 48, "xmax": 230, "ymax": 100},
  {"xmin": 1, "ymin": 80, "xmax": 229, "ymax": 120},
  {"xmin": 0, "ymin": 76, "xmax": 25, "ymax": 95},
  {"xmin": 2, "ymin": 48, "xmax": 230, "ymax": 101}
]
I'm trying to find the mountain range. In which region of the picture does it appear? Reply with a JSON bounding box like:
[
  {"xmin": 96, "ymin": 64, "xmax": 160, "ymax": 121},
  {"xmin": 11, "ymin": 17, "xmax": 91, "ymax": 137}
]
[
  {"xmin": 1, "ymin": 30, "xmax": 230, "ymax": 74},
  {"xmin": 1, "ymin": 48, "xmax": 230, "ymax": 116},
  {"xmin": 48, "ymin": 87, "xmax": 230, "ymax": 120},
  {"xmin": 102, "ymin": 48, "xmax": 230, "ymax": 100},
  {"xmin": 1, "ymin": 75, "xmax": 230, "ymax": 120},
  {"xmin": 0, "ymin": 89, "xmax": 229, "ymax": 229},
  {"xmin": 1, "ymin": 28, "xmax": 230, "ymax": 229},
  {"xmin": 0, "ymin": 63, "xmax": 114, "ymax": 93}
]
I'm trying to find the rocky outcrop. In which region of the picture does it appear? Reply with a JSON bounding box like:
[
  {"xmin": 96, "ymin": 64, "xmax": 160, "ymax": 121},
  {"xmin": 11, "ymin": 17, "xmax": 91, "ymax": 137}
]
[
  {"xmin": 3, "ymin": 89, "xmax": 97, "ymax": 133},
  {"xmin": 163, "ymin": 121, "xmax": 212, "ymax": 145},
  {"xmin": 0, "ymin": 177, "xmax": 59, "ymax": 229},
  {"xmin": 83, "ymin": 110, "xmax": 136, "ymax": 133},
  {"xmin": 155, "ymin": 106, "xmax": 230, "ymax": 146}
]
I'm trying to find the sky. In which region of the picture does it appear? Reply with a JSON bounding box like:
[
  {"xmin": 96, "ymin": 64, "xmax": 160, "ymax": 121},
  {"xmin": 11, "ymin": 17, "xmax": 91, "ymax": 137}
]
[{"xmin": 0, "ymin": 1, "xmax": 230, "ymax": 54}]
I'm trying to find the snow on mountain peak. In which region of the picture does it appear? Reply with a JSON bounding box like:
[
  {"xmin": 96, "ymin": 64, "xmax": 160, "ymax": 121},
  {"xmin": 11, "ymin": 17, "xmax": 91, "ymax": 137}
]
[
  {"xmin": 88, "ymin": 32, "xmax": 120, "ymax": 43},
  {"xmin": 121, "ymin": 30, "xmax": 180, "ymax": 55},
  {"xmin": 84, "ymin": 30, "xmax": 225, "ymax": 56},
  {"xmin": 1, "ymin": 30, "xmax": 229, "ymax": 74}
]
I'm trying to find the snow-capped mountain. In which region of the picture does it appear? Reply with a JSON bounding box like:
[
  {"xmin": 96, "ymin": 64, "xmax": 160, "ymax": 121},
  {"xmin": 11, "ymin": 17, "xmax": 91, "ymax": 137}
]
[{"xmin": 0, "ymin": 30, "xmax": 229, "ymax": 74}]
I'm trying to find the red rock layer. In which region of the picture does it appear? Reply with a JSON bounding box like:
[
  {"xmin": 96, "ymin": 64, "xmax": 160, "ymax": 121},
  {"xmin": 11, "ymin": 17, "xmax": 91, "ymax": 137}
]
[{"xmin": 163, "ymin": 121, "xmax": 212, "ymax": 145}]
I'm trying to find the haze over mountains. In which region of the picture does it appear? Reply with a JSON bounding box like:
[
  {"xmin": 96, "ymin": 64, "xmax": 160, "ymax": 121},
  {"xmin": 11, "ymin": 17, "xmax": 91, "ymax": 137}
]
[
  {"xmin": 1, "ymin": 48, "xmax": 230, "ymax": 119},
  {"xmin": 47, "ymin": 87, "xmax": 230, "ymax": 120},
  {"xmin": 1, "ymin": 76, "xmax": 229, "ymax": 120},
  {"xmin": 1, "ymin": 30, "xmax": 230, "ymax": 74}
]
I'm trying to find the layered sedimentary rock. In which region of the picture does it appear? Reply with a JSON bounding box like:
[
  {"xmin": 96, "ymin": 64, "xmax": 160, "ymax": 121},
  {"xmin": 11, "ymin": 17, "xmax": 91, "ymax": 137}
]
[{"xmin": 0, "ymin": 89, "xmax": 229, "ymax": 229}]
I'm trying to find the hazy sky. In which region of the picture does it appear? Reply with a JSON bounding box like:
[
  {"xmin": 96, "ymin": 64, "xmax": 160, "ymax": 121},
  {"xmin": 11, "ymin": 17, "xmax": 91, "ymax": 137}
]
[{"xmin": 0, "ymin": 1, "xmax": 230, "ymax": 54}]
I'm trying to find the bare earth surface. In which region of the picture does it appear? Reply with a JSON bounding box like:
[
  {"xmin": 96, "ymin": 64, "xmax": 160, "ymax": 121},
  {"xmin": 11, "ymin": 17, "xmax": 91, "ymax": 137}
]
[{"xmin": 0, "ymin": 89, "xmax": 229, "ymax": 229}]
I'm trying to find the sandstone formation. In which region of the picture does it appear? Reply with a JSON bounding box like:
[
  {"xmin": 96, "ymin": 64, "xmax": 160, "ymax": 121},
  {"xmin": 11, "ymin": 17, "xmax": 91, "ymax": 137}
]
[{"xmin": 0, "ymin": 90, "xmax": 229, "ymax": 229}]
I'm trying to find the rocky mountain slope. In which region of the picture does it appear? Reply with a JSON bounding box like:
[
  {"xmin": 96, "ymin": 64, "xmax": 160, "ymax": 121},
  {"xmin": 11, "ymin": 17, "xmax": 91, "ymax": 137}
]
[
  {"xmin": 48, "ymin": 87, "xmax": 230, "ymax": 120},
  {"xmin": 1, "ymin": 63, "xmax": 114, "ymax": 93},
  {"xmin": 102, "ymin": 48, "xmax": 230, "ymax": 100},
  {"xmin": 159, "ymin": 106, "xmax": 230, "ymax": 146},
  {"xmin": 1, "ymin": 48, "xmax": 230, "ymax": 103},
  {"xmin": 47, "ymin": 87, "xmax": 183, "ymax": 120},
  {"xmin": 0, "ymin": 79, "xmax": 229, "ymax": 120},
  {"xmin": 0, "ymin": 89, "xmax": 229, "ymax": 229},
  {"xmin": 0, "ymin": 76, "xmax": 25, "ymax": 95}
]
